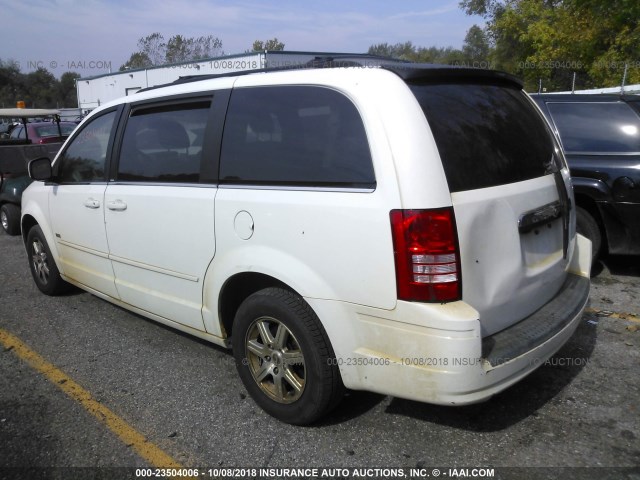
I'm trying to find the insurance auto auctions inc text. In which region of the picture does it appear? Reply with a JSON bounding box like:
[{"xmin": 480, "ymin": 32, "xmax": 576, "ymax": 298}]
[{"xmin": 214, "ymin": 467, "xmax": 496, "ymax": 479}]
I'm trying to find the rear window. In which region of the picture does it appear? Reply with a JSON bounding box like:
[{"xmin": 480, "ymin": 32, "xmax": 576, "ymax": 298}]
[
  {"xmin": 220, "ymin": 86, "xmax": 375, "ymax": 188},
  {"xmin": 546, "ymin": 102, "xmax": 640, "ymax": 153},
  {"xmin": 410, "ymin": 83, "xmax": 555, "ymax": 192},
  {"xmin": 34, "ymin": 123, "xmax": 75, "ymax": 138}
]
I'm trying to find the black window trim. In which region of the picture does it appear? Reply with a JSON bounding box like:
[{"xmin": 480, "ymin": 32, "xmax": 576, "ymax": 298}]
[
  {"xmin": 109, "ymin": 89, "xmax": 231, "ymax": 185},
  {"xmin": 218, "ymin": 183, "xmax": 376, "ymax": 194}
]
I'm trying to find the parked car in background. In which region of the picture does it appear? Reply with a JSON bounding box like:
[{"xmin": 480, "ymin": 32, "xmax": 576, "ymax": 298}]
[
  {"xmin": 1, "ymin": 109, "xmax": 70, "ymax": 235},
  {"xmin": 532, "ymin": 94, "xmax": 640, "ymax": 259},
  {"xmin": 9, "ymin": 120, "xmax": 77, "ymax": 144}
]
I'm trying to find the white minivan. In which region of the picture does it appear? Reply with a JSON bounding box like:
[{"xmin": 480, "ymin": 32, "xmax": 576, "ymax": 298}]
[{"xmin": 22, "ymin": 64, "xmax": 591, "ymax": 424}]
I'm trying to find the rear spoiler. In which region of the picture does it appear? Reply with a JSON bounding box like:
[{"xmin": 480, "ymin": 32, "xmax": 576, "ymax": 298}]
[{"xmin": 383, "ymin": 64, "xmax": 524, "ymax": 88}]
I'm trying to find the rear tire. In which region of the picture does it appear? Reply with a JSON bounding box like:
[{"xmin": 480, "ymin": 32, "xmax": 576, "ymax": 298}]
[
  {"xmin": 575, "ymin": 206, "xmax": 601, "ymax": 262},
  {"xmin": 26, "ymin": 225, "xmax": 70, "ymax": 295},
  {"xmin": 232, "ymin": 287, "xmax": 344, "ymax": 425},
  {"xmin": 0, "ymin": 203, "xmax": 21, "ymax": 236}
]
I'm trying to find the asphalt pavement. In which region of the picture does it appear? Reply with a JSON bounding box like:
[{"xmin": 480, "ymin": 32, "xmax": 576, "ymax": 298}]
[{"xmin": 0, "ymin": 230, "xmax": 639, "ymax": 480}]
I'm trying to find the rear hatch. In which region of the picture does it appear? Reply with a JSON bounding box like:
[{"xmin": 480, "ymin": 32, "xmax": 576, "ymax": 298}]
[{"xmin": 404, "ymin": 71, "xmax": 574, "ymax": 336}]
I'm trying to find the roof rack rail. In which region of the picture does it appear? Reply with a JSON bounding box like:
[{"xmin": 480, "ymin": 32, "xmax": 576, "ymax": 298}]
[
  {"xmin": 136, "ymin": 55, "xmax": 407, "ymax": 93},
  {"xmin": 136, "ymin": 58, "xmax": 521, "ymax": 95}
]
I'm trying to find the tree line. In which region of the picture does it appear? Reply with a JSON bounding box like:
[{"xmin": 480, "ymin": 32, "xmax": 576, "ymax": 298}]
[
  {"xmin": 2, "ymin": 0, "xmax": 637, "ymax": 108},
  {"xmin": 119, "ymin": 33, "xmax": 285, "ymax": 71},
  {"xmin": 458, "ymin": 0, "xmax": 640, "ymax": 91},
  {"xmin": 369, "ymin": 0, "xmax": 638, "ymax": 92},
  {"xmin": 0, "ymin": 59, "xmax": 79, "ymax": 109},
  {"xmin": 368, "ymin": 25, "xmax": 492, "ymax": 68},
  {"xmin": 0, "ymin": 36, "xmax": 285, "ymax": 108}
]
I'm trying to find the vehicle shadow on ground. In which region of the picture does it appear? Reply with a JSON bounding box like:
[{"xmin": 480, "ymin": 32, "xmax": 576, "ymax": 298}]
[
  {"xmin": 103, "ymin": 284, "xmax": 598, "ymax": 429},
  {"xmin": 106, "ymin": 303, "xmax": 390, "ymax": 426},
  {"xmin": 591, "ymin": 254, "xmax": 640, "ymax": 278},
  {"xmin": 317, "ymin": 390, "xmax": 387, "ymax": 426},
  {"xmin": 383, "ymin": 316, "xmax": 598, "ymax": 432}
]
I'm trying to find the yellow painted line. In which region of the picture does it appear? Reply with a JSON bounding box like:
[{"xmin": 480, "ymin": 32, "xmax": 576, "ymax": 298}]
[{"xmin": 0, "ymin": 328, "xmax": 183, "ymax": 469}]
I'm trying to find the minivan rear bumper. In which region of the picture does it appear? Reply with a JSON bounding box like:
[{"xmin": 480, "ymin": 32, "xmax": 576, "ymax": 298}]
[
  {"xmin": 312, "ymin": 234, "xmax": 591, "ymax": 405},
  {"xmin": 481, "ymin": 273, "xmax": 589, "ymax": 368}
]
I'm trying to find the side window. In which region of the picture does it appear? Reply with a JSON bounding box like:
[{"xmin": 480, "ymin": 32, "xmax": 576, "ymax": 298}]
[
  {"xmin": 117, "ymin": 100, "xmax": 211, "ymax": 183},
  {"xmin": 10, "ymin": 126, "xmax": 24, "ymax": 140},
  {"xmin": 57, "ymin": 111, "xmax": 116, "ymax": 183},
  {"xmin": 547, "ymin": 102, "xmax": 640, "ymax": 153},
  {"xmin": 220, "ymin": 86, "xmax": 375, "ymax": 188}
]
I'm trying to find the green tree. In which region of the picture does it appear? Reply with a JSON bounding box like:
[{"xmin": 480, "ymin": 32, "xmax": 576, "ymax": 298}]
[
  {"xmin": 459, "ymin": 0, "xmax": 640, "ymax": 90},
  {"xmin": 165, "ymin": 34, "xmax": 191, "ymax": 64},
  {"xmin": 0, "ymin": 58, "xmax": 78, "ymax": 108},
  {"xmin": 462, "ymin": 25, "xmax": 491, "ymax": 62},
  {"xmin": 121, "ymin": 33, "xmax": 224, "ymax": 69},
  {"xmin": 568, "ymin": 0, "xmax": 640, "ymax": 86},
  {"xmin": 252, "ymin": 38, "xmax": 285, "ymax": 51},
  {"xmin": 367, "ymin": 41, "xmax": 476, "ymax": 66},
  {"xmin": 23, "ymin": 68, "xmax": 57, "ymax": 108},
  {"xmin": 120, "ymin": 52, "xmax": 153, "ymax": 71},
  {"xmin": 0, "ymin": 58, "xmax": 22, "ymax": 108},
  {"xmin": 138, "ymin": 32, "xmax": 166, "ymax": 66},
  {"xmin": 368, "ymin": 41, "xmax": 418, "ymax": 61},
  {"xmin": 191, "ymin": 35, "xmax": 223, "ymax": 59},
  {"xmin": 58, "ymin": 72, "xmax": 81, "ymax": 107}
]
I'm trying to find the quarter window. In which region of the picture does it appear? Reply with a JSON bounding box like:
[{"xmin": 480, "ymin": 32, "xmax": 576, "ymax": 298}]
[
  {"xmin": 57, "ymin": 111, "xmax": 116, "ymax": 183},
  {"xmin": 219, "ymin": 86, "xmax": 375, "ymax": 188},
  {"xmin": 546, "ymin": 102, "xmax": 640, "ymax": 153},
  {"xmin": 117, "ymin": 101, "xmax": 210, "ymax": 183}
]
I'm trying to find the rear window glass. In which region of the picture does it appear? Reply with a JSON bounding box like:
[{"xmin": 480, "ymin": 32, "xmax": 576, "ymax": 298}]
[
  {"xmin": 410, "ymin": 83, "xmax": 555, "ymax": 192},
  {"xmin": 220, "ymin": 86, "xmax": 375, "ymax": 188},
  {"xmin": 546, "ymin": 102, "xmax": 640, "ymax": 153},
  {"xmin": 34, "ymin": 123, "xmax": 75, "ymax": 137}
]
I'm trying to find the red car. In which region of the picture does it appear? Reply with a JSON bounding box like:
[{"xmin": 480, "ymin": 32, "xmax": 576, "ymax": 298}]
[{"xmin": 9, "ymin": 121, "xmax": 76, "ymax": 144}]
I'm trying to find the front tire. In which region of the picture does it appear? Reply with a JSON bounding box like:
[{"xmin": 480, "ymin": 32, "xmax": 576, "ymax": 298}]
[
  {"xmin": 0, "ymin": 203, "xmax": 21, "ymax": 236},
  {"xmin": 26, "ymin": 225, "xmax": 70, "ymax": 295},
  {"xmin": 232, "ymin": 288, "xmax": 344, "ymax": 425}
]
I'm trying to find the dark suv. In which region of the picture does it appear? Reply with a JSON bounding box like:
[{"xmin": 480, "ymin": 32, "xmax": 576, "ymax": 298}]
[{"xmin": 532, "ymin": 94, "xmax": 640, "ymax": 258}]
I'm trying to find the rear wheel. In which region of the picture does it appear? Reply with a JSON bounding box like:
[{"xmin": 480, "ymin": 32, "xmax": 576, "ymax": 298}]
[
  {"xmin": 0, "ymin": 203, "xmax": 20, "ymax": 236},
  {"xmin": 232, "ymin": 287, "xmax": 343, "ymax": 425},
  {"xmin": 575, "ymin": 206, "xmax": 602, "ymax": 262},
  {"xmin": 26, "ymin": 225, "xmax": 70, "ymax": 295}
]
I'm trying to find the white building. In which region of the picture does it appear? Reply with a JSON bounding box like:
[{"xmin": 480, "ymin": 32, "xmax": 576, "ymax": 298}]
[{"xmin": 76, "ymin": 51, "xmax": 398, "ymax": 112}]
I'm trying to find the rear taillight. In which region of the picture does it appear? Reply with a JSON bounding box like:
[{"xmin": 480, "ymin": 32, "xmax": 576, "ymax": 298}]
[{"xmin": 390, "ymin": 208, "xmax": 461, "ymax": 303}]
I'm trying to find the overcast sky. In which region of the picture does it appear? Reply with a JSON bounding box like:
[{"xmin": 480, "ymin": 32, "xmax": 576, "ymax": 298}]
[{"xmin": 2, "ymin": 0, "xmax": 483, "ymax": 78}]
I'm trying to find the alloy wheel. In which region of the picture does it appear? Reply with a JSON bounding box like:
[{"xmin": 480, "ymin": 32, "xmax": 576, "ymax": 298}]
[
  {"xmin": 31, "ymin": 238, "xmax": 50, "ymax": 285},
  {"xmin": 244, "ymin": 316, "xmax": 306, "ymax": 404}
]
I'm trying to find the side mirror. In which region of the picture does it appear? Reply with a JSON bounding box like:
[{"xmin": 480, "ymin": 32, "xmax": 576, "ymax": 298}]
[{"xmin": 28, "ymin": 157, "xmax": 53, "ymax": 181}]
